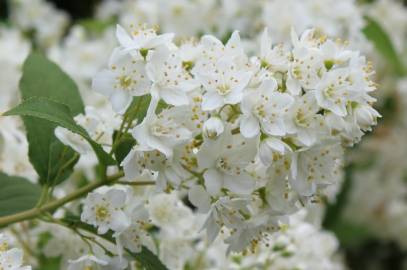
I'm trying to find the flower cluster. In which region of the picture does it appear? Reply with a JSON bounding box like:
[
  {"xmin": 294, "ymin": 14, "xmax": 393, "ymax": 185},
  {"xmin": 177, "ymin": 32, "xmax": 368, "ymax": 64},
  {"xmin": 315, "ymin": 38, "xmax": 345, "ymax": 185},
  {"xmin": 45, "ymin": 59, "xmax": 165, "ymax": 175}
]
[
  {"xmin": 0, "ymin": 234, "xmax": 31, "ymax": 270},
  {"xmin": 85, "ymin": 24, "xmax": 380, "ymax": 252}
]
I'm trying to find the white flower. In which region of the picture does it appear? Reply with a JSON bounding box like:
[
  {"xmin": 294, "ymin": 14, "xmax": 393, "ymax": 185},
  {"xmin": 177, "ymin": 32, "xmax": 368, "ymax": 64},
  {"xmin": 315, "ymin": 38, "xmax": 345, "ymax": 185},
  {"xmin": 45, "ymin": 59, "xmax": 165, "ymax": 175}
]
[
  {"xmin": 240, "ymin": 79, "xmax": 294, "ymax": 138},
  {"xmin": 285, "ymin": 92, "xmax": 324, "ymax": 146},
  {"xmin": 81, "ymin": 187, "xmax": 131, "ymax": 234},
  {"xmin": 92, "ymin": 50, "xmax": 151, "ymax": 113},
  {"xmin": 0, "ymin": 248, "xmax": 31, "ymax": 270},
  {"xmin": 259, "ymin": 137, "xmax": 291, "ymax": 167},
  {"xmin": 55, "ymin": 106, "xmax": 120, "ymax": 154},
  {"xmin": 115, "ymin": 24, "xmax": 174, "ymax": 58},
  {"xmin": 116, "ymin": 203, "xmax": 155, "ymax": 253},
  {"xmin": 195, "ymin": 58, "xmax": 252, "ymax": 111},
  {"xmin": 146, "ymin": 45, "xmax": 199, "ymax": 106},
  {"xmin": 290, "ymin": 144, "xmax": 343, "ymax": 196},
  {"xmin": 314, "ymin": 68, "xmax": 358, "ymax": 116},
  {"xmin": 55, "ymin": 127, "xmax": 91, "ymax": 155},
  {"xmin": 0, "ymin": 234, "xmax": 10, "ymax": 252},
  {"xmin": 259, "ymin": 28, "xmax": 290, "ymax": 72},
  {"xmin": 132, "ymin": 99, "xmax": 192, "ymax": 158},
  {"xmin": 197, "ymin": 129, "xmax": 257, "ymax": 195},
  {"xmin": 147, "ymin": 192, "xmax": 192, "ymax": 229}
]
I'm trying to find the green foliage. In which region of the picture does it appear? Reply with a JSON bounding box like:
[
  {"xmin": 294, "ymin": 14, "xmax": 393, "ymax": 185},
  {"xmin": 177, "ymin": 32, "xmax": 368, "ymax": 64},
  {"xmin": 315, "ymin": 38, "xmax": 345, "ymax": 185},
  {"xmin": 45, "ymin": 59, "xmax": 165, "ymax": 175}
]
[
  {"xmin": 328, "ymin": 219, "xmax": 373, "ymax": 247},
  {"xmin": 113, "ymin": 131, "xmax": 136, "ymax": 165},
  {"xmin": 363, "ymin": 16, "xmax": 406, "ymax": 76},
  {"xmin": 17, "ymin": 52, "xmax": 85, "ymax": 185},
  {"xmin": 20, "ymin": 52, "xmax": 84, "ymax": 115},
  {"xmin": 0, "ymin": 172, "xmax": 41, "ymax": 217},
  {"xmin": 4, "ymin": 97, "xmax": 115, "ymax": 167},
  {"xmin": 323, "ymin": 164, "xmax": 373, "ymax": 248},
  {"xmin": 78, "ymin": 18, "xmax": 117, "ymax": 35}
]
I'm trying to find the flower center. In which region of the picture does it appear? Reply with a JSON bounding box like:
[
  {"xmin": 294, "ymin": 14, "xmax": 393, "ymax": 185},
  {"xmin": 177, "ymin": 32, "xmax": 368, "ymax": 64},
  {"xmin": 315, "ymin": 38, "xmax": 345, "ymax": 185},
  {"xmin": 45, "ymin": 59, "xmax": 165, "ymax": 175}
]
[
  {"xmin": 216, "ymin": 84, "xmax": 231, "ymax": 95},
  {"xmin": 119, "ymin": 75, "xmax": 133, "ymax": 90},
  {"xmin": 95, "ymin": 205, "xmax": 109, "ymax": 221}
]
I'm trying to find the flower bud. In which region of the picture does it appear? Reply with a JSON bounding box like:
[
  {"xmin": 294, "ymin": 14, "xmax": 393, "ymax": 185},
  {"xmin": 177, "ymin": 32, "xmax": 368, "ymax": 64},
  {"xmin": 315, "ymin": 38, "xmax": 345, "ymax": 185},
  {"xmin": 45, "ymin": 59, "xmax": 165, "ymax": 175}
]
[
  {"xmin": 354, "ymin": 104, "xmax": 380, "ymax": 131},
  {"xmin": 203, "ymin": 117, "xmax": 224, "ymax": 139}
]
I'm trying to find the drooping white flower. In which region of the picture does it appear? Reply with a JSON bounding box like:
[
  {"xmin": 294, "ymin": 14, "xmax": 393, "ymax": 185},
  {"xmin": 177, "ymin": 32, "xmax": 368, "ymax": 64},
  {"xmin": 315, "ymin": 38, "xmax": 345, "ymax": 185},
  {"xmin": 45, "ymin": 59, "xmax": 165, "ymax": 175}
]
[
  {"xmin": 116, "ymin": 202, "xmax": 155, "ymax": 253},
  {"xmin": 197, "ymin": 129, "xmax": 257, "ymax": 195},
  {"xmin": 290, "ymin": 144, "xmax": 343, "ymax": 196}
]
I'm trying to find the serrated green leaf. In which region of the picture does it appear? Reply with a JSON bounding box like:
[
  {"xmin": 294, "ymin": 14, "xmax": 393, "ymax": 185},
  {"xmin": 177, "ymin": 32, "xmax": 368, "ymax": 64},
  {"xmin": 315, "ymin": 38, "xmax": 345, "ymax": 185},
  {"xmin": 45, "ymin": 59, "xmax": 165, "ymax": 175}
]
[
  {"xmin": 0, "ymin": 172, "xmax": 41, "ymax": 217},
  {"xmin": 20, "ymin": 52, "xmax": 84, "ymax": 114},
  {"xmin": 17, "ymin": 52, "xmax": 86, "ymax": 185},
  {"xmin": 363, "ymin": 16, "xmax": 406, "ymax": 76},
  {"xmin": 4, "ymin": 97, "xmax": 115, "ymax": 166}
]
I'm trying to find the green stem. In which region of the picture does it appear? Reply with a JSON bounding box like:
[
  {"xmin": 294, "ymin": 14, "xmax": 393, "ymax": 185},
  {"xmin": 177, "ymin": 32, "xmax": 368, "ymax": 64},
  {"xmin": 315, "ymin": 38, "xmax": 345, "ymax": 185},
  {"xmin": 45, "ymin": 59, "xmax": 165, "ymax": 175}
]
[
  {"xmin": 35, "ymin": 185, "xmax": 50, "ymax": 208},
  {"xmin": 116, "ymin": 181, "xmax": 156, "ymax": 186},
  {"xmin": 0, "ymin": 171, "xmax": 124, "ymax": 228}
]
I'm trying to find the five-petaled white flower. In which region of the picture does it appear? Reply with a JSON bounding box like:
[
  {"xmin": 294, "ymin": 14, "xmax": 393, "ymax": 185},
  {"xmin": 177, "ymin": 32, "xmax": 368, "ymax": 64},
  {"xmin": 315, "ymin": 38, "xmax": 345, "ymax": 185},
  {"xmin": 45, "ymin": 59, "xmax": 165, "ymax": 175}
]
[
  {"xmin": 81, "ymin": 187, "xmax": 131, "ymax": 234},
  {"xmin": 240, "ymin": 79, "xmax": 294, "ymax": 138}
]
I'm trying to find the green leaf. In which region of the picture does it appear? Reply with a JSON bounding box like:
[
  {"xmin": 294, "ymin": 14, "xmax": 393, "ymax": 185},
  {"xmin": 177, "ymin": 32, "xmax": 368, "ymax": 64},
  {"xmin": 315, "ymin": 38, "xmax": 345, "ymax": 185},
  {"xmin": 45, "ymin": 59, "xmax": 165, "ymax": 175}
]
[
  {"xmin": 363, "ymin": 16, "xmax": 406, "ymax": 76},
  {"xmin": 113, "ymin": 131, "xmax": 136, "ymax": 165},
  {"xmin": 131, "ymin": 247, "xmax": 168, "ymax": 270},
  {"xmin": 48, "ymin": 142, "xmax": 79, "ymax": 185},
  {"xmin": 20, "ymin": 52, "xmax": 84, "ymax": 114},
  {"xmin": 4, "ymin": 97, "xmax": 115, "ymax": 166},
  {"xmin": 17, "ymin": 52, "xmax": 86, "ymax": 185},
  {"xmin": 0, "ymin": 172, "xmax": 41, "ymax": 217}
]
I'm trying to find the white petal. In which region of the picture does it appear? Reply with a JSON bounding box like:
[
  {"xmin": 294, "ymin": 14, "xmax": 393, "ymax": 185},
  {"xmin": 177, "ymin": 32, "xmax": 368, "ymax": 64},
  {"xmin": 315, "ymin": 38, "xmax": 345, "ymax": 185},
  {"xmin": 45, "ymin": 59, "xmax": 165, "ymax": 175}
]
[
  {"xmin": 286, "ymin": 73, "xmax": 301, "ymax": 96},
  {"xmin": 160, "ymin": 87, "xmax": 190, "ymax": 106},
  {"xmin": 110, "ymin": 91, "xmax": 132, "ymax": 114},
  {"xmin": 92, "ymin": 69, "xmax": 115, "ymax": 96},
  {"xmin": 111, "ymin": 211, "xmax": 131, "ymax": 232},
  {"xmin": 116, "ymin": 24, "xmax": 134, "ymax": 48},
  {"xmin": 202, "ymin": 92, "xmax": 224, "ymax": 111},
  {"xmin": 203, "ymin": 169, "xmax": 223, "ymax": 195},
  {"xmin": 240, "ymin": 115, "xmax": 260, "ymax": 138},
  {"xmin": 260, "ymin": 28, "xmax": 271, "ymax": 59},
  {"xmin": 223, "ymin": 173, "xmax": 255, "ymax": 194},
  {"xmin": 224, "ymin": 89, "xmax": 243, "ymax": 104},
  {"xmin": 188, "ymin": 185, "xmax": 211, "ymax": 213}
]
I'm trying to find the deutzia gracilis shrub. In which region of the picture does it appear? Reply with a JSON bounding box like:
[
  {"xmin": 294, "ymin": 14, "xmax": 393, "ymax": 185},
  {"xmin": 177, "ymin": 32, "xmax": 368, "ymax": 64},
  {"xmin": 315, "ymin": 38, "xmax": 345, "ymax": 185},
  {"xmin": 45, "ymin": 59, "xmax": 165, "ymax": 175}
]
[{"xmin": 84, "ymin": 24, "xmax": 380, "ymax": 253}]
